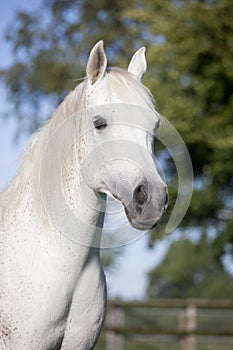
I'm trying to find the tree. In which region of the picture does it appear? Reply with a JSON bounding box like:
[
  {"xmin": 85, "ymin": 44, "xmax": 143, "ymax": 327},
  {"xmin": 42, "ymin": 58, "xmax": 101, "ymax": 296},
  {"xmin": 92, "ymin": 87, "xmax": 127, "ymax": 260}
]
[
  {"xmin": 129, "ymin": 0, "xmax": 233, "ymax": 276},
  {"xmin": 1, "ymin": 0, "xmax": 233, "ymax": 293},
  {"xmin": 132, "ymin": 0, "xmax": 233, "ymax": 297},
  {"xmin": 147, "ymin": 237, "xmax": 233, "ymax": 298},
  {"xmin": 0, "ymin": 0, "xmax": 140, "ymax": 134}
]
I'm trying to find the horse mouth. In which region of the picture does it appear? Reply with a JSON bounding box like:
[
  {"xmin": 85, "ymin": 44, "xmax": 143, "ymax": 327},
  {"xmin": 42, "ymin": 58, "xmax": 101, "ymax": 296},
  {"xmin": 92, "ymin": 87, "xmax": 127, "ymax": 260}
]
[
  {"xmin": 111, "ymin": 193, "xmax": 160, "ymax": 230},
  {"xmin": 124, "ymin": 205, "xmax": 156, "ymax": 231}
]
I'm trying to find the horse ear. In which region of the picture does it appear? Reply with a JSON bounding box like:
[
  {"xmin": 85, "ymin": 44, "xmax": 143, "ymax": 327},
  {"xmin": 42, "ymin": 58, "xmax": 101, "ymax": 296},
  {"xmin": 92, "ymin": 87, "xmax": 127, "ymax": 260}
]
[
  {"xmin": 128, "ymin": 47, "xmax": 147, "ymax": 81},
  {"xmin": 86, "ymin": 40, "xmax": 107, "ymax": 84}
]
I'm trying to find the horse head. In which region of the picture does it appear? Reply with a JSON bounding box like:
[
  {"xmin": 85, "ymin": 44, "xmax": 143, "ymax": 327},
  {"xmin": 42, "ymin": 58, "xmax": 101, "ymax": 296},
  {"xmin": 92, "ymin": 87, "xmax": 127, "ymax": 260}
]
[{"xmin": 79, "ymin": 41, "xmax": 168, "ymax": 230}]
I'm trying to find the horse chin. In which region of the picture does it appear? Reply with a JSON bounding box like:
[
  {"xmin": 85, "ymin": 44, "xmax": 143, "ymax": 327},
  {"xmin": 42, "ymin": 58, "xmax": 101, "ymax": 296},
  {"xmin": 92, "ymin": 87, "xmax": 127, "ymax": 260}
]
[
  {"xmin": 130, "ymin": 220, "xmax": 153, "ymax": 231},
  {"xmin": 124, "ymin": 207, "xmax": 157, "ymax": 231}
]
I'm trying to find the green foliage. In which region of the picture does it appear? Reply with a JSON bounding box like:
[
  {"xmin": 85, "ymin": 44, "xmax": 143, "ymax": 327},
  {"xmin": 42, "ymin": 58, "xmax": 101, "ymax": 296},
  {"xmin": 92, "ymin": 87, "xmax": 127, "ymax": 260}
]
[
  {"xmin": 1, "ymin": 0, "xmax": 143, "ymax": 133},
  {"xmin": 147, "ymin": 238, "xmax": 233, "ymax": 298},
  {"xmin": 138, "ymin": 0, "xmax": 233, "ymax": 297},
  {"xmin": 1, "ymin": 0, "xmax": 233, "ymax": 295}
]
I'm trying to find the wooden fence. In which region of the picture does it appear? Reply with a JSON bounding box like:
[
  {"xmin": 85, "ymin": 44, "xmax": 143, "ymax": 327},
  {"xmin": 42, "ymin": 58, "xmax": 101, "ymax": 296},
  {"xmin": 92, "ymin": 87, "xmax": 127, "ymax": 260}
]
[{"xmin": 95, "ymin": 299, "xmax": 233, "ymax": 350}]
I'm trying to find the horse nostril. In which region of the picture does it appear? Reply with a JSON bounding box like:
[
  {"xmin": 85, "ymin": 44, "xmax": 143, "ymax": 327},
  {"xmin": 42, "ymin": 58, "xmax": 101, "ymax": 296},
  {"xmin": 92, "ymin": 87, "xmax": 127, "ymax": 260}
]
[{"xmin": 134, "ymin": 183, "xmax": 148, "ymax": 206}]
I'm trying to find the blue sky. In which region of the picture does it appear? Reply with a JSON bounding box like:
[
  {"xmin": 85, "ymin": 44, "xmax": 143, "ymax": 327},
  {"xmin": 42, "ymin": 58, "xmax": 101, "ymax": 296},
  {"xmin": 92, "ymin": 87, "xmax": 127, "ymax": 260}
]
[
  {"xmin": 0, "ymin": 1, "xmax": 171, "ymax": 300},
  {"xmin": 0, "ymin": 1, "xmax": 31, "ymax": 190}
]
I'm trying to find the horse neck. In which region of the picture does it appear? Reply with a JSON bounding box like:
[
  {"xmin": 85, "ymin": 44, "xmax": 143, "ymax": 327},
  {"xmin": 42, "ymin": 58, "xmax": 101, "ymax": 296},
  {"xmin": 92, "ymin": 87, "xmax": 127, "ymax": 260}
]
[
  {"xmin": 55, "ymin": 140, "xmax": 106, "ymax": 248},
  {"xmin": 33, "ymin": 92, "xmax": 105, "ymax": 247}
]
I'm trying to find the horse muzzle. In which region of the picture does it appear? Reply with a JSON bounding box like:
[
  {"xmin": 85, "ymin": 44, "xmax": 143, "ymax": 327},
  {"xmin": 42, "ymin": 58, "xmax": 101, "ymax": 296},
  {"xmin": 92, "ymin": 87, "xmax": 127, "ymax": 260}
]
[{"xmin": 120, "ymin": 177, "xmax": 168, "ymax": 231}]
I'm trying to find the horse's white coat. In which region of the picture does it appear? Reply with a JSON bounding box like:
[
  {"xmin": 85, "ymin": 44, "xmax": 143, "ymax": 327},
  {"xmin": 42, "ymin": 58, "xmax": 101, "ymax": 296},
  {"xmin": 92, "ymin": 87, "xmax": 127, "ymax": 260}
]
[{"xmin": 0, "ymin": 41, "xmax": 167, "ymax": 349}]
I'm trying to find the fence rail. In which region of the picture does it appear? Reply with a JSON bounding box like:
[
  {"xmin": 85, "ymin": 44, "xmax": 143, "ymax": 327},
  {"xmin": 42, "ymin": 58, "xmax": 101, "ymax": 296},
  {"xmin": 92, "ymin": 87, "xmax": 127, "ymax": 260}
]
[
  {"xmin": 96, "ymin": 299, "xmax": 233, "ymax": 350},
  {"xmin": 109, "ymin": 298, "xmax": 233, "ymax": 309}
]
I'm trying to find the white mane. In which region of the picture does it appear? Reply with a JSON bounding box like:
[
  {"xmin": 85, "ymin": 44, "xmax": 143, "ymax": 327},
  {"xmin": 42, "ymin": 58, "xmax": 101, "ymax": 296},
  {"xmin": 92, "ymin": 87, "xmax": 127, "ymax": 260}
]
[{"xmin": 0, "ymin": 68, "xmax": 157, "ymax": 215}]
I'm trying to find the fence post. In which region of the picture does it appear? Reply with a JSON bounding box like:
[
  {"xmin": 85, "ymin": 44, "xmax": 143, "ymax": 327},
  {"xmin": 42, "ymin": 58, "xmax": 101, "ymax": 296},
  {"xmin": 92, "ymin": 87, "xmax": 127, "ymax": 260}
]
[
  {"xmin": 105, "ymin": 304, "xmax": 125, "ymax": 350},
  {"xmin": 178, "ymin": 302, "xmax": 197, "ymax": 350}
]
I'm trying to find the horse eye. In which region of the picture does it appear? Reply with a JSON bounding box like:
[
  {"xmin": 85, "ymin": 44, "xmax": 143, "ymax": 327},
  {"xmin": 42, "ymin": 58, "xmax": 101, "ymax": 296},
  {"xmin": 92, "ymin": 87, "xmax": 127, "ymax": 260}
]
[{"xmin": 93, "ymin": 116, "xmax": 107, "ymax": 130}]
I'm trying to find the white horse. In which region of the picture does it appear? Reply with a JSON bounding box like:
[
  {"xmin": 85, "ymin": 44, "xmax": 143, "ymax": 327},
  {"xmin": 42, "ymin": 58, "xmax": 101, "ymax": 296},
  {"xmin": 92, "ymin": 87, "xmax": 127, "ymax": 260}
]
[{"xmin": 0, "ymin": 41, "xmax": 167, "ymax": 349}]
